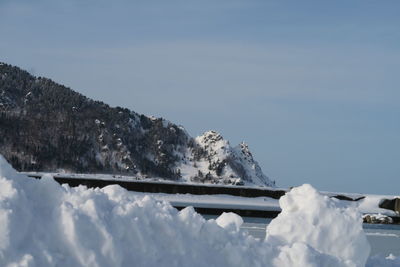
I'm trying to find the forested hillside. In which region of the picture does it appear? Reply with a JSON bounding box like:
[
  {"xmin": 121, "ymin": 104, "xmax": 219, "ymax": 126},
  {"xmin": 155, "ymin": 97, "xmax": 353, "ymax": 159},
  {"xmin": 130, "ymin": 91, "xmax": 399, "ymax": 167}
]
[{"xmin": 0, "ymin": 62, "xmax": 274, "ymax": 186}]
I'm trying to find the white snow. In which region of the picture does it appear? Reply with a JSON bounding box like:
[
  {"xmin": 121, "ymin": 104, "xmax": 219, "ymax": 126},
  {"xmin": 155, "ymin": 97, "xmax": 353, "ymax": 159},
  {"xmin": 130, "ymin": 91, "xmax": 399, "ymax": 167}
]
[
  {"xmin": 266, "ymin": 184, "xmax": 371, "ymax": 267},
  {"xmin": 19, "ymin": 171, "xmax": 400, "ymax": 217},
  {"xmin": 178, "ymin": 130, "xmax": 274, "ymax": 187},
  {"xmin": 0, "ymin": 156, "xmax": 398, "ymax": 266},
  {"xmin": 215, "ymin": 212, "xmax": 243, "ymax": 231},
  {"xmin": 365, "ymin": 232, "xmax": 399, "ymax": 237},
  {"xmin": 358, "ymin": 195, "xmax": 398, "ymax": 216},
  {"xmin": 363, "ymin": 213, "xmax": 394, "ymax": 224},
  {"xmin": 126, "ymin": 191, "xmax": 281, "ymax": 211}
]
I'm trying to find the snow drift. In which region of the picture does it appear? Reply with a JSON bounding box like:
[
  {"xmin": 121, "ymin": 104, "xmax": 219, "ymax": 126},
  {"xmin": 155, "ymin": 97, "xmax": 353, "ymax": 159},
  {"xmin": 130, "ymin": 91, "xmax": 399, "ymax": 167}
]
[
  {"xmin": 0, "ymin": 155, "xmax": 396, "ymax": 266},
  {"xmin": 267, "ymin": 184, "xmax": 370, "ymax": 267}
]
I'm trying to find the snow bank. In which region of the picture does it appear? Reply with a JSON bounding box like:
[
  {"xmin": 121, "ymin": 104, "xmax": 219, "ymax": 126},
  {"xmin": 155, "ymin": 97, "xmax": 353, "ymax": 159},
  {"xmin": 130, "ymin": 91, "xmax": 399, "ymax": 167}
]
[
  {"xmin": 0, "ymin": 155, "xmax": 394, "ymax": 266},
  {"xmin": 1, "ymin": 155, "xmax": 268, "ymax": 267},
  {"xmin": 267, "ymin": 184, "xmax": 371, "ymax": 267},
  {"xmin": 215, "ymin": 212, "xmax": 243, "ymax": 231}
]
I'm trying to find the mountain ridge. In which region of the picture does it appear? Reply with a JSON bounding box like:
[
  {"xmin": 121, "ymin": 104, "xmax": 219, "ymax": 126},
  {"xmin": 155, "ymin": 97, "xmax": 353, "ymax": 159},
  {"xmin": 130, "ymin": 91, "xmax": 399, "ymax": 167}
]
[{"xmin": 0, "ymin": 62, "xmax": 275, "ymax": 187}]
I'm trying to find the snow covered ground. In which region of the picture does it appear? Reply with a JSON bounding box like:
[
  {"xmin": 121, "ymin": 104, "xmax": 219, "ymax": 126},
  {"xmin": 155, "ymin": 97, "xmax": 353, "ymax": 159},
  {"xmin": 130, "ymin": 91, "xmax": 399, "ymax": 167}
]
[
  {"xmin": 1, "ymin": 155, "xmax": 399, "ymax": 266},
  {"xmin": 22, "ymin": 172, "xmax": 399, "ymax": 217},
  {"xmin": 122, "ymin": 191, "xmax": 281, "ymax": 211},
  {"xmin": 117, "ymin": 190, "xmax": 399, "ymax": 219},
  {"xmin": 226, "ymin": 218, "xmax": 400, "ymax": 260}
]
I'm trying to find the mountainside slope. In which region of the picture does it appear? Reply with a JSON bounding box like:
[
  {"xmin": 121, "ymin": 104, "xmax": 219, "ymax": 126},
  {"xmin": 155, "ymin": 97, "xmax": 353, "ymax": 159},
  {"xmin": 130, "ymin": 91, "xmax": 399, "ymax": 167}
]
[{"xmin": 0, "ymin": 62, "xmax": 274, "ymax": 187}]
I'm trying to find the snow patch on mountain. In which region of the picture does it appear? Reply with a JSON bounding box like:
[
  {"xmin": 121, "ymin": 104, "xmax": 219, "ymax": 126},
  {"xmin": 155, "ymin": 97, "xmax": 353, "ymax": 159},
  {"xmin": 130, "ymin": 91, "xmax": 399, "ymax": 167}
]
[{"xmin": 178, "ymin": 131, "xmax": 274, "ymax": 187}]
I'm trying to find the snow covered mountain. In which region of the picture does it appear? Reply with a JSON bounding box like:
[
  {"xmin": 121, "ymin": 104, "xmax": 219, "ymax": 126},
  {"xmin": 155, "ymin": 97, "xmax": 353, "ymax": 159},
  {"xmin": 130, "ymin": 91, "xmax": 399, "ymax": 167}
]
[
  {"xmin": 0, "ymin": 62, "xmax": 274, "ymax": 187},
  {"xmin": 179, "ymin": 131, "xmax": 272, "ymax": 186}
]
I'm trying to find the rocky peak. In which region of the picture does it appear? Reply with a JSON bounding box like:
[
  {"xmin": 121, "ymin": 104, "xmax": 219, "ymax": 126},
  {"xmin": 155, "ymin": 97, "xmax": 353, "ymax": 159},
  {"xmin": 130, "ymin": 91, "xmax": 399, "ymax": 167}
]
[
  {"xmin": 236, "ymin": 142, "xmax": 253, "ymax": 161},
  {"xmin": 199, "ymin": 130, "xmax": 224, "ymax": 143}
]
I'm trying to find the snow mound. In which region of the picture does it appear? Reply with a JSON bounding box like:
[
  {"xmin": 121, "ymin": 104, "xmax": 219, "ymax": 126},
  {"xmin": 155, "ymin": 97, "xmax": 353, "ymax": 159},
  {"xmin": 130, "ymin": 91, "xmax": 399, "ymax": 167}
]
[
  {"xmin": 267, "ymin": 184, "xmax": 371, "ymax": 267},
  {"xmin": 1, "ymin": 155, "xmax": 267, "ymax": 266},
  {"xmin": 0, "ymin": 155, "xmax": 393, "ymax": 267},
  {"xmin": 215, "ymin": 212, "xmax": 243, "ymax": 231}
]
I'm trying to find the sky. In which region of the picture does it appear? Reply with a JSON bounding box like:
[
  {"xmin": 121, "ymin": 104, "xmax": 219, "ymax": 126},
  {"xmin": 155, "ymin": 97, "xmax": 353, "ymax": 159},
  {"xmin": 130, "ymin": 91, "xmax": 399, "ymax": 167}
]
[{"xmin": 1, "ymin": 0, "xmax": 399, "ymax": 194}]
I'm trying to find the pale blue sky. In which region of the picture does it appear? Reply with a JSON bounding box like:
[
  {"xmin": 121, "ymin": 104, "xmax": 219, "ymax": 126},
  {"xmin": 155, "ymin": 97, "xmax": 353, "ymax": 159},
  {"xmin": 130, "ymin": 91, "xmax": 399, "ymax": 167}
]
[{"xmin": 1, "ymin": 0, "xmax": 399, "ymax": 194}]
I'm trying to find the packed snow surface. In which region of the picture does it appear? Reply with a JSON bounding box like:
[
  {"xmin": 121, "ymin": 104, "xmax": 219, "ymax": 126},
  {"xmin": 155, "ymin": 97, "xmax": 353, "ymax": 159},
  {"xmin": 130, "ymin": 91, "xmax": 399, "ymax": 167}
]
[{"xmin": 0, "ymin": 155, "xmax": 397, "ymax": 267}]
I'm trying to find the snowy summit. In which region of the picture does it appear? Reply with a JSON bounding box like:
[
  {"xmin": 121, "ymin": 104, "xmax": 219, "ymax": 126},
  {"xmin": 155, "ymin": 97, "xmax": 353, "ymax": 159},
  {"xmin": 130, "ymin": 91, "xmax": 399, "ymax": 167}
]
[{"xmin": 179, "ymin": 130, "xmax": 273, "ymax": 186}]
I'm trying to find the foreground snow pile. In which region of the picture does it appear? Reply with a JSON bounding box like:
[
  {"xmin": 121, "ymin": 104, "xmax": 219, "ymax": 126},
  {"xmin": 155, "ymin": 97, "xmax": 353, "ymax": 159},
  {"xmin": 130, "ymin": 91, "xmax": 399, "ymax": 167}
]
[
  {"xmin": 0, "ymin": 156, "xmax": 396, "ymax": 266},
  {"xmin": 267, "ymin": 184, "xmax": 371, "ymax": 266}
]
